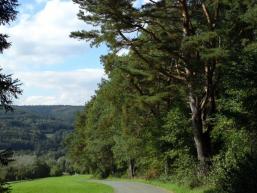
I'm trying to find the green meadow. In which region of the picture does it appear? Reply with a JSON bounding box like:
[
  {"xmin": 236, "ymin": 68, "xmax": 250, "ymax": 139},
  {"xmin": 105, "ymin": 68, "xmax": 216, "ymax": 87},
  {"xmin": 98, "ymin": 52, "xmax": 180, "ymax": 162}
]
[{"xmin": 10, "ymin": 176, "xmax": 113, "ymax": 193}]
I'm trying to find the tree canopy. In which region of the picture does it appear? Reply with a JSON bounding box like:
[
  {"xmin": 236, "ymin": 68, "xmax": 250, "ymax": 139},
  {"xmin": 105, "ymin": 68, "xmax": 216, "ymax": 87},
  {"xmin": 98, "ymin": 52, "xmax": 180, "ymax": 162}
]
[
  {"xmin": 67, "ymin": 0, "xmax": 257, "ymax": 192},
  {"xmin": 0, "ymin": 0, "xmax": 21, "ymax": 111}
]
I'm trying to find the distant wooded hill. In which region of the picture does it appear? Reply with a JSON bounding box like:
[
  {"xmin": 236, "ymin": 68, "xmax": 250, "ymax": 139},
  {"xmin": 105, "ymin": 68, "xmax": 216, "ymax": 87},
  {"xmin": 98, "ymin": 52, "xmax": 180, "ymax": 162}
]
[{"xmin": 0, "ymin": 105, "xmax": 83, "ymax": 155}]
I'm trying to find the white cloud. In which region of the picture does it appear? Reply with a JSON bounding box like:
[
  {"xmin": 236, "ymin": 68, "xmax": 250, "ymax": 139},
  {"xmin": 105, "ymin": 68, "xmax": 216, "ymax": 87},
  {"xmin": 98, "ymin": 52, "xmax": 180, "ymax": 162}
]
[
  {"xmin": 23, "ymin": 96, "xmax": 57, "ymax": 105},
  {"xmin": 17, "ymin": 69, "xmax": 106, "ymax": 105},
  {"xmin": 143, "ymin": 0, "xmax": 160, "ymax": 4},
  {"xmin": 35, "ymin": 0, "xmax": 48, "ymax": 3},
  {"xmin": 116, "ymin": 48, "xmax": 129, "ymax": 56},
  {"xmin": 0, "ymin": 0, "xmax": 89, "ymax": 70},
  {"xmin": 143, "ymin": 0, "xmax": 151, "ymax": 4},
  {"xmin": 0, "ymin": 0, "xmax": 106, "ymax": 105},
  {"xmin": 0, "ymin": 0, "xmax": 113, "ymax": 105},
  {"xmin": 133, "ymin": 0, "xmax": 158, "ymax": 7}
]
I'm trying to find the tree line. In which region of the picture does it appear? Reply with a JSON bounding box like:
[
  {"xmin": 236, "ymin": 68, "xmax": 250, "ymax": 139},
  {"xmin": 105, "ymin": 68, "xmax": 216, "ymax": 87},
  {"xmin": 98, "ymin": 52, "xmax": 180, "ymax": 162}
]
[
  {"xmin": 1, "ymin": 155, "xmax": 75, "ymax": 182},
  {"xmin": 0, "ymin": 105, "xmax": 82, "ymax": 154},
  {"xmin": 67, "ymin": 1, "xmax": 257, "ymax": 193}
]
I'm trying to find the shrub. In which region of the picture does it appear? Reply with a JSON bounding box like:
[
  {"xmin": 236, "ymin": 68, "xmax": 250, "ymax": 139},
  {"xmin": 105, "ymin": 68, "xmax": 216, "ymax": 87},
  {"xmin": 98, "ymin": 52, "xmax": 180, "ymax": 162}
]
[
  {"xmin": 29, "ymin": 160, "xmax": 50, "ymax": 178},
  {"xmin": 211, "ymin": 154, "xmax": 257, "ymax": 193},
  {"xmin": 94, "ymin": 169, "xmax": 110, "ymax": 179},
  {"xmin": 0, "ymin": 180, "xmax": 10, "ymax": 193},
  {"xmin": 145, "ymin": 168, "xmax": 160, "ymax": 180},
  {"xmin": 50, "ymin": 165, "xmax": 62, "ymax": 177},
  {"xmin": 208, "ymin": 127, "xmax": 257, "ymax": 193}
]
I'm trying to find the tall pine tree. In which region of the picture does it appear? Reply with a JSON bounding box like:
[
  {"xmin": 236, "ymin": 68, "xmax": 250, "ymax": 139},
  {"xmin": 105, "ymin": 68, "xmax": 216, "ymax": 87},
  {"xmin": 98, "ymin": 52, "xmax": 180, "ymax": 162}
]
[
  {"xmin": 71, "ymin": 0, "xmax": 256, "ymax": 173},
  {"xmin": 0, "ymin": 1, "xmax": 21, "ymax": 192}
]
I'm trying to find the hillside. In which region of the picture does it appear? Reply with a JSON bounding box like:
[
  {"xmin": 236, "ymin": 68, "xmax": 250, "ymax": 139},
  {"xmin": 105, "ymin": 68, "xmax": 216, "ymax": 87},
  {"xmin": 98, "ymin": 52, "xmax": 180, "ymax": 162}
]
[{"xmin": 0, "ymin": 105, "xmax": 83, "ymax": 155}]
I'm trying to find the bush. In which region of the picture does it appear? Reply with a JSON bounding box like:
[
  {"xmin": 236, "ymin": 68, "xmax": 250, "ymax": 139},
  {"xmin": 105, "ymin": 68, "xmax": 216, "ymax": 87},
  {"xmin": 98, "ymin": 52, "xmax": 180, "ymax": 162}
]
[
  {"xmin": 94, "ymin": 169, "xmax": 110, "ymax": 179},
  {"xmin": 208, "ymin": 127, "xmax": 257, "ymax": 193},
  {"xmin": 0, "ymin": 180, "xmax": 10, "ymax": 193},
  {"xmin": 172, "ymin": 153, "xmax": 201, "ymax": 188},
  {"xmin": 50, "ymin": 165, "xmax": 62, "ymax": 177},
  {"xmin": 30, "ymin": 160, "xmax": 50, "ymax": 178},
  {"xmin": 145, "ymin": 168, "xmax": 160, "ymax": 180},
  {"xmin": 4, "ymin": 159, "xmax": 51, "ymax": 181},
  {"xmin": 212, "ymin": 154, "xmax": 257, "ymax": 193}
]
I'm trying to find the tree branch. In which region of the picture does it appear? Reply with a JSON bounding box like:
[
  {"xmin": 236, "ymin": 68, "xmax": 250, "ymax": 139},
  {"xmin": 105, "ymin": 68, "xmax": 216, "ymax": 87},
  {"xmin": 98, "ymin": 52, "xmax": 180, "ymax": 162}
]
[
  {"xmin": 179, "ymin": 0, "xmax": 194, "ymax": 35},
  {"xmin": 201, "ymin": 3, "xmax": 212, "ymax": 26}
]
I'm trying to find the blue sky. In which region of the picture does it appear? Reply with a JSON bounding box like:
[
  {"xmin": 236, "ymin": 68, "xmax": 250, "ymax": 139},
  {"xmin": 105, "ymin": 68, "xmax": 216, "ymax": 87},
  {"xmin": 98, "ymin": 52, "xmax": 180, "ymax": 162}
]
[{"xmin": 0, "ymin": 0, "xmax": 148, "ymax": 105}]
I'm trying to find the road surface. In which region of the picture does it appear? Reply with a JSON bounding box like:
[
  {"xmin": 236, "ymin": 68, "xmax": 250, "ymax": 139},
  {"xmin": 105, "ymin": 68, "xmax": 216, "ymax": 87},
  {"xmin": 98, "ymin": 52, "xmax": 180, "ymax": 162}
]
[{"xmin": 93, "ymin": 180, "xmax": 171, "ymax": 193}]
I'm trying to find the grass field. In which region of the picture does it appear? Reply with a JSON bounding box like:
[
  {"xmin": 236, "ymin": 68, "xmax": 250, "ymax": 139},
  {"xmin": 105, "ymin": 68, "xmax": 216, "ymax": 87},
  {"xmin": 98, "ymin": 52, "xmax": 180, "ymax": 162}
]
[{"xmin": 10, "ymin": 175, "xmax": 113, "ymax": 193}]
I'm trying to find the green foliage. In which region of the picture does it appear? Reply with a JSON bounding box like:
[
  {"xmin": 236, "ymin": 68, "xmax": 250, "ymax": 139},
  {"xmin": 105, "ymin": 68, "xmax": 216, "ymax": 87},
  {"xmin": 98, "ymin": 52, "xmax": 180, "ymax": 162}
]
[
  {"xmin": 210, "ymin": 154, "xmax": 257, "ymax": 193},
  {"xmin": 0, "ymin": 181, "xmax": 10, "ymax": 193},
  {"xmin": 67, "ymin": 0, "xmax": 257, "ymax": 191},
  {"xmin": 67, "ymin": 87, "xmax": 117, "ymax": 178},
  {"xmin": 4, "ymin": 158, "xmax": 50, "ymax": 181},
  {"xmin": 0, "ymin": 3, "xmax": 21, "ymax": 192},
  {"xmin": 0, "ymin": 150, "xmax": 13, "ymax": 193},
  {"xmin": 0, "ymin": 0, "xmax": 22, "ymax": 112},
  {"xmin": 161, "ymin": 108, "xmax": 192, "ymax": 155},
  {"xmin": 2, "ymin": 155, "xmax": 74, "ymax": 181},
  {"xmin": 0, "ymin": 0, "xmax": 18, "ymax": 52},
  {"xmin": 50, "ymin": 165, "xmax": 62, "ymax": 177},
  {"xmin": 207, "ymin": 118, "xmax": 257, "ymax": 193},
  {"xmin": 159, "ymin": 108, "xmax": 201, "ymax": 186},
  {"xmin": 0, "ymin": 105, "xmax": 82, "ymax": 154}
]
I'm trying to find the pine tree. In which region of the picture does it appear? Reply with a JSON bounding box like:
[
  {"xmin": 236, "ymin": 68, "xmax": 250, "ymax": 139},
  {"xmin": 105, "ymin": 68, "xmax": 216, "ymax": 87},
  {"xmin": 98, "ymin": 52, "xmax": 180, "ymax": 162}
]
[
  {"xmin": 0, "ymin": 0, "xmax": 18, "ymax": 53},
  {"xmin": 0, "ymin": 0, "xmax": 21, "ymax": 111},
  {"xmin": 71, "ymin": 0, "xmax": 257, "ymax": 173},
  {"xmin": 0, "ymin": 1, "xmax": 21, "ymax": 192}
]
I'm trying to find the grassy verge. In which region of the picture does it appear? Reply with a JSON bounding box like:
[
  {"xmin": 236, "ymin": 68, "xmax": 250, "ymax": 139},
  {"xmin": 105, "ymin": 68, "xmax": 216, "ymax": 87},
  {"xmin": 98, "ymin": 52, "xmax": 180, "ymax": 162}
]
[
  {"xmin": 108, "ymin": 177, "xmax": 210, "ymax": 193},
  {"xmin": 11, "ymin": 175, "xmax": 113, "ymax": 193}
]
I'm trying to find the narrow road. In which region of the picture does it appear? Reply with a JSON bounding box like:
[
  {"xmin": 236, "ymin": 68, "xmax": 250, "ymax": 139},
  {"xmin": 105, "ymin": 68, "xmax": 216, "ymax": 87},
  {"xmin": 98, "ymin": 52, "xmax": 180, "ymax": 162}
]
[{"xmin": 93, "ymin": 180, "xmax": 171, "ymax": 193}]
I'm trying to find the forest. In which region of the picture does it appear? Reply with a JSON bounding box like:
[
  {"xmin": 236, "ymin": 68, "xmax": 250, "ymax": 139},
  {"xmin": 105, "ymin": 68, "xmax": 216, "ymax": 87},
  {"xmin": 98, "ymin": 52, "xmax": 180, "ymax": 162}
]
[
  {"xmin": 0, "ymin": 0, "xmax": 256, "ymax": 193},
  {"xmin": 66, "ymin": 0, "xmax": 257, "ymax": 193},
  {"xmin": 0, "ymin": 105, "xmax": 82, "ymax": 153},
  {"xmin": 0, "ymin": 105, "xmax": 82, "ymax": 182}
]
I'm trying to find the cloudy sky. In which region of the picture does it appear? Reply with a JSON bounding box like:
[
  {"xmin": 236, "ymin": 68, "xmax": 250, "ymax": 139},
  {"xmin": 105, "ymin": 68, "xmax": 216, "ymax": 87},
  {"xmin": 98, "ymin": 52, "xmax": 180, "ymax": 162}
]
[{"xmin": 0, "ymin": 0, "xmax": 148, "ymax": 105}]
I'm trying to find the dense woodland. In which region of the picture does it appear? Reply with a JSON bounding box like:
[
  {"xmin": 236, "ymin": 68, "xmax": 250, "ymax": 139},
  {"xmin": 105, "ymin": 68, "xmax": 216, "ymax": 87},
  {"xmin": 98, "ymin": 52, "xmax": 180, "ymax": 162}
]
[
  {"xmin": 0, "ymin": 106, "xmax": 82, "ymax": 182},
  {"xmin": 66, "ymin": 0, "xmax": 257, "ymax": 193},
  {"xmin": 0, "ymin": 105, "xmax": 82, "ymax": 154},
  {"xmin": 0, "ymin": 0, "xmax": 257, "ymax": 193}
]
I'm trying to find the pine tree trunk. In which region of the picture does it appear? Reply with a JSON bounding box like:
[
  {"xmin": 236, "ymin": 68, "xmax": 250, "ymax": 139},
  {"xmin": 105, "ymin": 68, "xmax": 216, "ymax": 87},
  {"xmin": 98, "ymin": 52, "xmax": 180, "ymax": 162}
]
[{"xmin": 189, "ymin": 93, "xmax": 211, "ymax": 174}]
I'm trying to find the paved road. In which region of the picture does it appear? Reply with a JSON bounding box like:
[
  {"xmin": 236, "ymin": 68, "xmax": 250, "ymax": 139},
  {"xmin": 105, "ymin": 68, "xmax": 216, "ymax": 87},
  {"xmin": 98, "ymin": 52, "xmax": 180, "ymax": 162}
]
[{"xmin": 93, "ymin": 180, "xmax": 171, "ymax": 193}]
